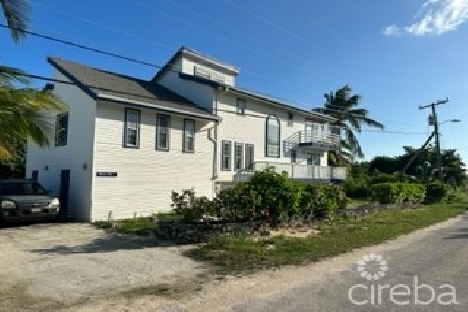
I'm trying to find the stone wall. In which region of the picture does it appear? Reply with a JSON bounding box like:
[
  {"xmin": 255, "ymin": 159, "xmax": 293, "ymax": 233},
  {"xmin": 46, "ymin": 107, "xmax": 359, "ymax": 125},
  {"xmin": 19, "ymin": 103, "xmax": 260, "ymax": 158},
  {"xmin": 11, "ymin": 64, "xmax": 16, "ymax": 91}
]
[{"xmin": 155, "ymin": 220, "xmax": 262, "ymax": 244}]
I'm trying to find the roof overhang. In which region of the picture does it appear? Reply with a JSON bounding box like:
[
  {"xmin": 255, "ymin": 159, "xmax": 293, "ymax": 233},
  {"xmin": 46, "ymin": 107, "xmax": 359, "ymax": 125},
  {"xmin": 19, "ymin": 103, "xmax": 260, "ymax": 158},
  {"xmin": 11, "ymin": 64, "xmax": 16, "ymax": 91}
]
[{"xmin": 97, "ymin": 93, "xmax": 221, "ymax": 122}]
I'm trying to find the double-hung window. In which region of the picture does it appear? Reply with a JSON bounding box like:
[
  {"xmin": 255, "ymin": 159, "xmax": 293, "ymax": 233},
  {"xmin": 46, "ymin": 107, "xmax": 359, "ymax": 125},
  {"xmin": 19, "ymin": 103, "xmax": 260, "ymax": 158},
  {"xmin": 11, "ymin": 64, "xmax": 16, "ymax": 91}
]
[
  {"xmin": 245, "ymin": 144, "xmax": 254, "ymax": 171},
  {"xmin": 287, "ymin": 112, "xmax": 293, "ymax": 127},
  {"xmin": 124, "ymin": 108, "xmax": 140, "ymax": 148},
  {"xmin": 55, "ymin": 112, "xmax": 69, "ymax": 147},
  {"xmin": 156, "ymin": 114, "xmax": 170, "ymax": 151},
  {"xmin": 265, "ymin": 115, "xmax": 280, "ymax": 157},
  {"xmin": 234, "ymin": 143, "xmax": 243, "ymax": 171},
  {"xmin": 183, "ymin": 119, "xmax": 195, "ymax": 153},
  {"xmin": 221, "ymin": 140, "xmax": 232, "ymax": 171},
  {"xmin": 236, "ymin": 98, "xmax": 246, "ymax": 115}
]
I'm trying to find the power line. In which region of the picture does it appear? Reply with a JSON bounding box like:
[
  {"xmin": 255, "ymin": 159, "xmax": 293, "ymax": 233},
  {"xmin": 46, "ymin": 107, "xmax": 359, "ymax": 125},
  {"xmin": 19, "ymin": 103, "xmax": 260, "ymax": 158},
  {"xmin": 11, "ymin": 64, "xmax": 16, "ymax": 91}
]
[
  {"xmin": 33, "ymin": 3, "xmax": 342, "ymax": 87},
  {"xmin": 127, "ymin": 0, "xmax": 341, "ymax": 82},
  {"xmin": 35, "ymin": 2, "xmax": 174, "ymax": 50},
  {"xmin": 277, "ymin": 0, "xmax": 356, "ymax": 47},
  {"xmin": 0, "ymin": 24, "xmax": 164, "ymax": 69},
  {"xmin": 220, "ymin": 0, "xmax": 342, "ymax": 61},
  {"xmin": 9, "ymin": 72, "xmax": 431, "ymax": 136}
]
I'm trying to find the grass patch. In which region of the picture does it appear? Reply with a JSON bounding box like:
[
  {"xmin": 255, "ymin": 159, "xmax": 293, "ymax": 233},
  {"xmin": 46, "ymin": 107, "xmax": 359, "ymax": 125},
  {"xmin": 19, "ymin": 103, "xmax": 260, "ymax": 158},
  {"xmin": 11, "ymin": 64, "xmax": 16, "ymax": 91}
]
[
  {"xmin": 94, "ymin": 212, "xmax": 181, "ymax": 235},
  {"xmin": 185, "ymin": 203, "xmax": 466, "ymax": 274}
]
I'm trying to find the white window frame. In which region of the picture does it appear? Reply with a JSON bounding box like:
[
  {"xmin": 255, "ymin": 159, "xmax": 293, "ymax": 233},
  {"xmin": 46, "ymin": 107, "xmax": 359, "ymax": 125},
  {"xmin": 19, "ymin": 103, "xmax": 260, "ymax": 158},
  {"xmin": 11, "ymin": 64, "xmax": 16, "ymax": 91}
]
[
  {"xmin": 54, "ymin": 112, "xmax": 69, "ymax": 147},
  {"xmin": 221, "ymin": 140, "xmax": 232, "ymax": 171},
  {"xmin": 245, "ymin": 144, "xmax": 254, "ymax": 171},
  {"xmin": 156, "ymin": 114, "xmax": 170, "ymax": 151},
  {"xmin": 124, "ymin": 108, "xmax": 140, "ymax": 148},
  {"xmin": 236, "ymin": 98, "xmax": 246, "ymax": 115},
  {"xmin": 234, "ymin": 143, "xmax": 244, "ymax": 171},
  {"xmin": 287, "ymin": 112, "xmax": 293, "ymax": 127},
  {"xmin": 265, "ymin": 115, "xmax": 280, "ymax": 158},
  {"xmin": 183, "ymin": 119, "xmax": 195, "ymax": 153}
]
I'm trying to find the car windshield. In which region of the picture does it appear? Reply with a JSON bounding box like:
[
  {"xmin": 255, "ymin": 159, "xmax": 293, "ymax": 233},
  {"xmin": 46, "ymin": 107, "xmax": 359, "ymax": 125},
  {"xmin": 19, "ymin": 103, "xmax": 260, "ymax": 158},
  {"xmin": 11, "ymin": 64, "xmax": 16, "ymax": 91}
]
[{"xmin": 0, "ymin": 182, "xmax": 47, "ymax": 196}]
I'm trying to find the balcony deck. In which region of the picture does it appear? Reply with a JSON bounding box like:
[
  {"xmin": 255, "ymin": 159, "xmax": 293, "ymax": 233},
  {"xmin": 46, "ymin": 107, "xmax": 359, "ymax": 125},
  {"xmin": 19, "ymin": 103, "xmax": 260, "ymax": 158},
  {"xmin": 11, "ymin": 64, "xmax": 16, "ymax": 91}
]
[{"xmin": 233, "ymin": 161, "xmax": 347, "ymax": 183}]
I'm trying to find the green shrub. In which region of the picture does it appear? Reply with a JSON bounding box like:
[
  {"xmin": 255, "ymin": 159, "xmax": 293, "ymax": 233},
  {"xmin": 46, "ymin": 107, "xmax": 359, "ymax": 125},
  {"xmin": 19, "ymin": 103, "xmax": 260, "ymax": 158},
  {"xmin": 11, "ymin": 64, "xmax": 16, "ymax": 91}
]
[
  {"xmin": 370, "ymin": 174, "xmax": 398, "ymax": 185},
  {"xmin": 425, "ymin": 182, "xmax": 449, "ymax": 204},
  {"xmin": 248, "ymin": 168, "xmax": 293, "ymax": 226},
  {"xmin": 215, "ymin": 183, "xmax": 257, "ymax": 222},
  {"xmin": 370, "ymin": 183, "xmax": 425, "ymax": 204},
  {"xmin": 171, "ymin": 189, "xmax": 212, "ymax": 222},
  {"xmin": 345, "ymin": 181, "xmax": 369, "ymax": 199}
]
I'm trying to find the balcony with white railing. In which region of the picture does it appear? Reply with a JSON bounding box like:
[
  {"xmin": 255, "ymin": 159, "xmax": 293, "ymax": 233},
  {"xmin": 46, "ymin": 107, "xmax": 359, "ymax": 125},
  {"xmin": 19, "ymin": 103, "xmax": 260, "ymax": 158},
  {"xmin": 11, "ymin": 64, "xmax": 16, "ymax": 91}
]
[
  {"xmin": 233, "ymin": 161, "xmax": 347, "ymax": 183},
  {"xmin": 283, "ymin": 126, "xmax": 340, "ymax": 152}
]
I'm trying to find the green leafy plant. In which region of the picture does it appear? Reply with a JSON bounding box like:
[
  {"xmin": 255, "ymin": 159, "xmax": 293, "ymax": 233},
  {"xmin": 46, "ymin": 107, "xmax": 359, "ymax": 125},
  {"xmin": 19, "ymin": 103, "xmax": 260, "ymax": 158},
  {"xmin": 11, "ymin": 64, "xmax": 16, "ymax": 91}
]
[{"xmin": 425, "ymin": 182, "xmax": 448, "ymax": 204}]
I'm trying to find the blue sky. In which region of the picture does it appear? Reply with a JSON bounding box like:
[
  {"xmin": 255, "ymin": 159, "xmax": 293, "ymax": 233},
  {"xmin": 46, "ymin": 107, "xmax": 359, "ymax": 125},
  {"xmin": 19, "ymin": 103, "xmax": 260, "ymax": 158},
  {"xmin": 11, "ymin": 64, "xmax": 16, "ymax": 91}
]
[{"xmin": 1, "ymin": 0, "xmax": 468, "ymax": 162}]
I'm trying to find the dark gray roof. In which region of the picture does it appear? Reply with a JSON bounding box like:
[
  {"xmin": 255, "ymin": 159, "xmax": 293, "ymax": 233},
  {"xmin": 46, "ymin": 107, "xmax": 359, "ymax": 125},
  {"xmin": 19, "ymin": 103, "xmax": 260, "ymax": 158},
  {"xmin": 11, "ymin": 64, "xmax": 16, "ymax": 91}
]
[{"xmin": 47, "ymin": 57, "xmax": 219, "ymax": 120}]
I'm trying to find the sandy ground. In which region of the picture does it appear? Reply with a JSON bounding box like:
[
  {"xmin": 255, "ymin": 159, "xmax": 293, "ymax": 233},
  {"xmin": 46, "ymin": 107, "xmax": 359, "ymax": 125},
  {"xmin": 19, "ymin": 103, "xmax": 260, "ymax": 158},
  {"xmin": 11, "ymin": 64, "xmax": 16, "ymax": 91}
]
[
  {"xmin": 0, "ymin": 223, "xmax": 207, "ymax": 312},
  {"xmin": 0, "ymin": 215, "xmax": 465, "ymax": 311}
]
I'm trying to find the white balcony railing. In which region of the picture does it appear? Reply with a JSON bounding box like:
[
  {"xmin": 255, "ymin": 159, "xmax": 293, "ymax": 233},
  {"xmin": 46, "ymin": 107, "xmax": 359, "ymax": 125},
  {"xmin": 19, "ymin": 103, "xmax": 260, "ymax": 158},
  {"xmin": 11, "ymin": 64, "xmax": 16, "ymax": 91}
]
[
  {"xmin": 233, "ymin": 161, "xmax": 347, "ymax": 182},
  {"xmin": 298, "ymin": 129, "xmax": 340, "ymax": 148}
]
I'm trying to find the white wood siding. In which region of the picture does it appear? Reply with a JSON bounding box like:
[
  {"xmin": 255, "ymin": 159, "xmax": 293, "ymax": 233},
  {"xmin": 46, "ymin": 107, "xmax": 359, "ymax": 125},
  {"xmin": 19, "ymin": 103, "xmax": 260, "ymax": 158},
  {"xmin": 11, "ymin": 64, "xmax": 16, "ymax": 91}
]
[
  {"xmin": 91, "ymin": 102, "xmax": 215, "ymax": 221},
  {"xmin": 157, "ymin": 58, "xmax": 215, "ymax": 112},
  {"xmin": 26, "ymin": 70, "xmax": 96, "ymax": 221},
  {"xmin": 181, "ymin": 57, "xmax": 235, "ymax": 86},
  {"xmin": 216, "ymin": 93, "xmax": 328, "ymax": 182}
]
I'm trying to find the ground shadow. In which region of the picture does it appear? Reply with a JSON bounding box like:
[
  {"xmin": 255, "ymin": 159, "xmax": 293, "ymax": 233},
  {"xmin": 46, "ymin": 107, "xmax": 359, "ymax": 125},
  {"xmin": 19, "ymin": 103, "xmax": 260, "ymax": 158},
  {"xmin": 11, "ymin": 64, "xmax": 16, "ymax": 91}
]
[{"xmin": 29, "ymin": 233, "xmax": 190, "ymax": 255}]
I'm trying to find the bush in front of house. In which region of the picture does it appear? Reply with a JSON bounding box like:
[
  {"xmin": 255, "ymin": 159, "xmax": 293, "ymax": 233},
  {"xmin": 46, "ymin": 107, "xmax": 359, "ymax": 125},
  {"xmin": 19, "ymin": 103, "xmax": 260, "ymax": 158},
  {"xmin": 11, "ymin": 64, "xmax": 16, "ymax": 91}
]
[
  {"xmin": 424, "ymin": 182, "xmax": 449, "ymax": 204},
  {"xmin": 370, "ymin": 182, "xmax": 426, "ymax": 204},
  {"xmin": 170, "ymin": 168, "xmax": 348, "ymax": 225}
]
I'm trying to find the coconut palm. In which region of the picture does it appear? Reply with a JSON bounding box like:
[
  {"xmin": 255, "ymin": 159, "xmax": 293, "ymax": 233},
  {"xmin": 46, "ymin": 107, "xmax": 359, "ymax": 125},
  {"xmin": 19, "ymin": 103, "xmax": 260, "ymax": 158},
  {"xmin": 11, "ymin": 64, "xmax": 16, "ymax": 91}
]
[
  {"xmin": 1, "ymin": 0, "xmax": 67, "ymax": 161},
  {"xmin": 314, "ymin": 85, "xmax": 384, "ymax": 165},
  {"xmin": 0, "ymin": 0, "xmax": 29, "ymax": 42}
]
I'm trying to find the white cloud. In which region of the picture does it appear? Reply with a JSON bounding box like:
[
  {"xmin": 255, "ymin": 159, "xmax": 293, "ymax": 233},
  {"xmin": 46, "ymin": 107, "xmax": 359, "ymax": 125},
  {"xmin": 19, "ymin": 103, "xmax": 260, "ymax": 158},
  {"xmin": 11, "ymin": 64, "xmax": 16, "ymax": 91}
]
[
  {"xmin": 383, "ymin": 0, "xmax": 468, "ymax": 36},
  {"xmin": 381, "ymin": 24, "xmax": 401, "ymax": 36}
]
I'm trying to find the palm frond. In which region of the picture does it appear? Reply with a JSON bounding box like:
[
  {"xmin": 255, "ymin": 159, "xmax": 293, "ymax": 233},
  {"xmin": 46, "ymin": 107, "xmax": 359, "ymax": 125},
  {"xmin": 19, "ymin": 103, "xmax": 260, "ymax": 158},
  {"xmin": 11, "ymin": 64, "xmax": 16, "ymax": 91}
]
[
  {"xmin": 0, "ymin": 65, "xmax": 29, "ymax": 86},
  {"xmin": 0, "ymin": 87, "xmax": 67, "ymax": 161},
  {"xmin": 0, "ymin": 0, "xmax": 30, "ymax": 42}
]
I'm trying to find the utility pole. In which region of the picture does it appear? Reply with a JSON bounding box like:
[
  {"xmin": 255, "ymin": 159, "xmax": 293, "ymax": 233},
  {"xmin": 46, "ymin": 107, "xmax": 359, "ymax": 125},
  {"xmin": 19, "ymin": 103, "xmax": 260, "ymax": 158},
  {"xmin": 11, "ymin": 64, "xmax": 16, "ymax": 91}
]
[{"xmin": 418, "ymin": 98, "xmax": 449, "ymax": 182}]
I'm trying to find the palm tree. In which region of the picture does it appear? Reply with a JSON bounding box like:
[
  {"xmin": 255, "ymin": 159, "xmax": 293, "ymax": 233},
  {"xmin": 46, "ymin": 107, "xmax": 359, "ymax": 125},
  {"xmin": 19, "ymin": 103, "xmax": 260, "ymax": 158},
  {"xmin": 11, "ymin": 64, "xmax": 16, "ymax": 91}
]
[
  {"xmin": 1, "ymin": 0, "xmax": 66, "ymax": 161},
  {"xmin": 0, "ymin": 0, "xmax": 29, "ymax": 42},
  {"xmin": 314, "ymin": 85, "xmax": 384, "ymax": 165}
]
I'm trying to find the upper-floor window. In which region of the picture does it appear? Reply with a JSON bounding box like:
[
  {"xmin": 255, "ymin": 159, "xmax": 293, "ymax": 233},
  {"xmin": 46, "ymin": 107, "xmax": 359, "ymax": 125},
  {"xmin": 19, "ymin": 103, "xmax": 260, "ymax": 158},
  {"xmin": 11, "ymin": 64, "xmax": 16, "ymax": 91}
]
[
  {"xmin": 245, "ymin": 144, "xmax": 254, "ymax": 171},
  {"xmin": 124, "ymin": 108, "xmax": 140, "ymax": 148},
  {"xmin": 265, "ymin": 115, "xmax": 280, "ymax": 158},
  {"xmin": 221, "ymin": 140, "xmax": 232, "ymax": 171},
  {"xmin": 236, "ymin": 98, "xmax": 246, "ymax": 115},
  {"xmin": 287, "ymin": 112, "xmax": 293, "ymax": 127},
  {"xmin": 156, "ymin": 114, "xmax": 170, "ymax": 151},
  {"xmin": 55, "ymin": 112, "xmax": 69, "ymax": 147},
  {"xmin": 234, "ymin": 143, "xmax": 243, "ymax": 171},
  {"xmin": 183, "ymin": 119, "xmax": 195, "ymax": 153}
]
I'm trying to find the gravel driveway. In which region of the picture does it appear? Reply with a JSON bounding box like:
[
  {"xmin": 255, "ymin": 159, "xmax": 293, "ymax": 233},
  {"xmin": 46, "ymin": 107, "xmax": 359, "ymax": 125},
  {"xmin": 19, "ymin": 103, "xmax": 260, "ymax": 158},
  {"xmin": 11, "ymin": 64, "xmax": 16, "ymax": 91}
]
[{"xmin": 0, "ymin": 222, "xmax": 207, "ymax": 311}]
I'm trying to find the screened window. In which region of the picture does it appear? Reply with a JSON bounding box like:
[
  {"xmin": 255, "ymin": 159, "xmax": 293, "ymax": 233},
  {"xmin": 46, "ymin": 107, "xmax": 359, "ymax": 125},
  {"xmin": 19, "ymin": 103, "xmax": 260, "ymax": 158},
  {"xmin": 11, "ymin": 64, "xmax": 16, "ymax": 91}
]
[
  {"xmin": 234, "ymin": 143, "xmax": 243, "ymax": 171},
  {"xmin": 236, "ymin": 98, "xmax": 246, "ymax": 115},
  {"xmin": 265, "ymin": 115, "xmax": 280, "ymax": 157},
  {"xmin": 124, "ymin": 109, "xmax": 140, "ymax": 148},
  {"xmin": 55, "ymin": 112, "xmax": 69, "ymax": 147},
  {"xmin": 221, "ymin": 140, "xmax": 232, "ymax": 171},
  {"xmin": 245, "ymin": 144, "xmax": 254, "ymax": 171},
  {"xmin": 156, "ymin": 114, "xmax": 170, "ymax": 150},
  {"xmin": 287, "ymin": 112, "xmax": 293, "ymax": 127},
  {"xmin": 183, "ymin": 119, "xmax": 195, "ymax": 153}
]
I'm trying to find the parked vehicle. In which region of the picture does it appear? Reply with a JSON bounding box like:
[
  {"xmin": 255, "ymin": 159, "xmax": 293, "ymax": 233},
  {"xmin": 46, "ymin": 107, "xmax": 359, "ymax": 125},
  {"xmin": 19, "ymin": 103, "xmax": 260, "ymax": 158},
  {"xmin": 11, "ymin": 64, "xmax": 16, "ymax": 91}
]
[{"xmin": 0, "ymin": 179, "xmax": 60, "ymax": 224}]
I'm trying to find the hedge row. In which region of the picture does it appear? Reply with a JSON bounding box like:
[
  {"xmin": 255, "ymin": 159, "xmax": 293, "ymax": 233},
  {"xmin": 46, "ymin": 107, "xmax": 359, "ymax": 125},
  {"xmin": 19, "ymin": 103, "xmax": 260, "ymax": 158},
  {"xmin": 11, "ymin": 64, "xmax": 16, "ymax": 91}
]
[
  {"xmin": 370, "ymin": 182, "xmax": 426, "ymax": 204},
  {"xmin": 171, "ymin": 168, "xmax": 347, "ymax": 226}
]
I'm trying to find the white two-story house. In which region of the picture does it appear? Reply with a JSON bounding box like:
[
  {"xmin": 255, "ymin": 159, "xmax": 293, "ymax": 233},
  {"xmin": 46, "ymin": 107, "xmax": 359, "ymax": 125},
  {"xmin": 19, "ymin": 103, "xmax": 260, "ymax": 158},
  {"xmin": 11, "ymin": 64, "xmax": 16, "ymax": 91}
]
[
  {"xmin": 154, "ymin": 47, "xmax": 345, "ymax": 189},
  {"xmin": 26, "ymin": 47, "xmax": 346, "ymax": 222}
]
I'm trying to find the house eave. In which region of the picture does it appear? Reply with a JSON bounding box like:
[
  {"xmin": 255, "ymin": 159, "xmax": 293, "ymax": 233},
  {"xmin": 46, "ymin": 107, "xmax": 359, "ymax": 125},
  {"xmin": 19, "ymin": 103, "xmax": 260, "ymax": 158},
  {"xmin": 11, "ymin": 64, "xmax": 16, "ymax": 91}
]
[{"xmin": 97, "ymin": 93, "xmax": 221, "ymax": 122}]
